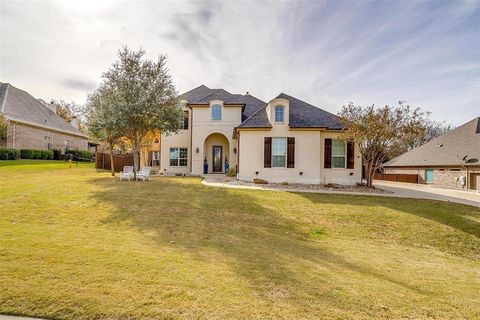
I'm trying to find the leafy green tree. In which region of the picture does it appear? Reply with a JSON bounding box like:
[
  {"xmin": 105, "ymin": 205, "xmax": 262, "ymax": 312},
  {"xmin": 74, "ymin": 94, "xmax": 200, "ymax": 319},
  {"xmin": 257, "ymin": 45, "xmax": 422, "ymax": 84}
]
[
  {"xmin": 0, "ymin": 116, "xmax": 8, "ymax": 144},
  {"xmin": 338, "ymin": 102, "xmax": 434, "ymax": 187},
  {"xmin": 88, "ymin": 46, "xmax": 182, "ymax": 178},
  {"xmin": 86, "ymin": 87, "xmax": 123, "ymax": 176}
]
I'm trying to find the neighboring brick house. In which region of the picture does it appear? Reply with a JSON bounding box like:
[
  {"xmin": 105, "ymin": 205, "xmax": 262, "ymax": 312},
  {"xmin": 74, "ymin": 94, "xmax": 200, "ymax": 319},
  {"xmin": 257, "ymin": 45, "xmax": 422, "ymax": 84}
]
[
  {"xmin": 383, "ymin": 117, "xmax": 480, "ymax": 191},
  {"xmin": 0, "ymin": 82, "xmax": 88, "ymax": 150}
]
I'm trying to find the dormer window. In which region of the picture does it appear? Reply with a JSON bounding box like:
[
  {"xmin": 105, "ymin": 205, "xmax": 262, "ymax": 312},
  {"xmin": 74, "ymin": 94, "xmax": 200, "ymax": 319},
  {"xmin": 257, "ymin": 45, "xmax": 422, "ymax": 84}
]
[
  {"xmin": 211, "ymin": 104, "xmax": 222, "ymax": 120},
  {"xmin": 274, "ymin": 105, "xmax": 284, "ymax": 123}
]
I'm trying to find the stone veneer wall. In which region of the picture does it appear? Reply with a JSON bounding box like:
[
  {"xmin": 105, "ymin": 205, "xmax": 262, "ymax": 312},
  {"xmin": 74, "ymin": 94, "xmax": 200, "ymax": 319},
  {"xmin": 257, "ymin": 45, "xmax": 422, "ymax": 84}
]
[
  {"xmin": 5, "ymin": 122, "xmax": 88, "ymax": 150},
  {"xmin": 384, "ymin": 167, "xmax": 480, "ymax": 190}
]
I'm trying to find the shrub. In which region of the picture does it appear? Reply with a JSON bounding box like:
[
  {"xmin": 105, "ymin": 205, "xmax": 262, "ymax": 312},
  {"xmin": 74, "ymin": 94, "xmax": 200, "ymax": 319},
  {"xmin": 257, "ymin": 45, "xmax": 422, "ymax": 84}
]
[
  {"xmin": 41, "ymin": 150, "xmax": 53, "ymax": 160},
  {"xmin": 52, "ymin": 149, "xmax": 64, "ymax": 160},
  {"xmin": 227, "ymin": 166, "xmax": 236, "ymax": 177},
  {"xmin": 34, "ymin": 150, "xmax": 42, "ymax": 159},
  {"xmin": 20, "ymin": 149, "xmax": 35, "ymax": 159},
  {"xmin": 65, "ymin": 149, "xmax": 93, "ymax": 162},
  {"xmin": 0, "ymin": 147, "xmax": 20, "ymax": 160},
  {"xmin": 20, "ymin": 149, "xmax": 53, "ymax": 160}
]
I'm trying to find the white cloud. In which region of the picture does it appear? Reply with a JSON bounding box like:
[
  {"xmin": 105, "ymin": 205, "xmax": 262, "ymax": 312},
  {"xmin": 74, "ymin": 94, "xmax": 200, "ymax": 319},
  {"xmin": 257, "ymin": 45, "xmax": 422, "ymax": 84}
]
[{"xmin": 0, "ymin": 0, "xmax": 478, "ymax": 126}]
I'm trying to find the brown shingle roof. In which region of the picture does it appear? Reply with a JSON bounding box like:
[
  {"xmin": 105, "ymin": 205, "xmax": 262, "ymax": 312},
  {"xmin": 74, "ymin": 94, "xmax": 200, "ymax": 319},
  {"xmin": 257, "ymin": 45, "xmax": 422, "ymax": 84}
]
[{"xmin": 383, "ymin": 117, "xmax": 480, "ymax": 167}]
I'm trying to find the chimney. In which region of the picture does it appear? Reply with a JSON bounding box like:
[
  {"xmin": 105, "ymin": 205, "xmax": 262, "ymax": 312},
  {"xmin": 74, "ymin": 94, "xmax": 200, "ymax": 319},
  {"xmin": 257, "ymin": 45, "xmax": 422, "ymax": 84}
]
[
  {"xmin": 46, "ymin": 102, "xmax": 57, "ymax": 113},
  {"xmin": 70, "ymin": 116, "xmax": 79, "ymax": 129}
]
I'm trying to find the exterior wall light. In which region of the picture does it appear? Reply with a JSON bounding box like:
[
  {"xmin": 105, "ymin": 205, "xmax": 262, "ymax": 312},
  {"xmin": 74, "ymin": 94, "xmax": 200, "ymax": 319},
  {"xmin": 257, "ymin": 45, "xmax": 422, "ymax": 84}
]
[
  {"xmin": 255, "ymin": 171, "xmax": 259, "ymax": 175},
  {"xmin": 196, "ymin": 147, "xmax": 199, "ymax": 153},
  {"xmin": 299, "ymin": 172, "xmax": 303, "ymax": 175},
  {"xmin": 233, "ymin": 147, "xmax": 237, "ymax": 154}
]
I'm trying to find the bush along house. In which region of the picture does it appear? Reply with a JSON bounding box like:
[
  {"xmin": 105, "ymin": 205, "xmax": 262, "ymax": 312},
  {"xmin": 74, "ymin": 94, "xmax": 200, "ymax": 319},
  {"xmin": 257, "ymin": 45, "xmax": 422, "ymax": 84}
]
[
  {"xmin": 141, "ymin": 85, "xmax": 362, "ymax": 185},
  {"xmin": 383, "ymin": 117, "xmax": 480, "ymax": 191}
]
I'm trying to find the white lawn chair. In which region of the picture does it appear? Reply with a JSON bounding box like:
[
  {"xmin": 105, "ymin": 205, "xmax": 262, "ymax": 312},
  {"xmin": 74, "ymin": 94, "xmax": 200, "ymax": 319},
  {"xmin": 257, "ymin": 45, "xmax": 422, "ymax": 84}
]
[
  {"xmin": 136, "ymin": 166, "xmax": 152, "ymax": 181},
  {"xmin": 119, "ymin": 166, "xmax": 134, "ymax": 181}
]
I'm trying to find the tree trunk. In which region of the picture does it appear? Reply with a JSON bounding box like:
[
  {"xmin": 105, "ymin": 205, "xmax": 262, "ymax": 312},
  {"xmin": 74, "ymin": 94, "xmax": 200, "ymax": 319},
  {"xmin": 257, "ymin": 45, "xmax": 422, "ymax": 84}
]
[
  {"xmin": 133, "ymin": 145, "xmax": 139, "ymax": 180},
  {"xmin": 109, "ymin": 142, "xmax": 115, "ymax": 176},
  {"xmin": 366, "ymin": 161, "xmax": 374, "ymax": 187}
]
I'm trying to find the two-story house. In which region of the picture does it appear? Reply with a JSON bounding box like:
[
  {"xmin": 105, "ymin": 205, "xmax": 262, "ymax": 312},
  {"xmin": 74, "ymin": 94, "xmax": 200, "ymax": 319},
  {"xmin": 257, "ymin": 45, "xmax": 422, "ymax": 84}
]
[{"xmin": 141, "ymin": 85, "xmax": 362, "ymax": 185}]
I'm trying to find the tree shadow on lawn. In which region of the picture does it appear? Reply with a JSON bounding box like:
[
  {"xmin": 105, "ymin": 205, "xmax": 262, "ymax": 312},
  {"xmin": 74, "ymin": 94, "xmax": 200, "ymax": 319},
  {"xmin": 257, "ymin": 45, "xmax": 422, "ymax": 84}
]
[
  {"xmin": 295, "ymin": 192, "xmax": 480, "ymax": 239},
  {"xmin": 89, "ymin": 176, "xmax": 432, "ymax": 310},
  {"xmin": 294, "ymin": 192, "xmax": 480, "ymax": 261}
]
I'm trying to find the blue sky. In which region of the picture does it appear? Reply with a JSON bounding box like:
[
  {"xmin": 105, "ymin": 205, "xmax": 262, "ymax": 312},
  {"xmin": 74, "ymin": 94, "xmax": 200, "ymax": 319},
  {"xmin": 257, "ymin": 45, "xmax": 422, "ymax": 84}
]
[{"xmin": 1, "ymin": 0, "xmax": 479, "ymax": 125}]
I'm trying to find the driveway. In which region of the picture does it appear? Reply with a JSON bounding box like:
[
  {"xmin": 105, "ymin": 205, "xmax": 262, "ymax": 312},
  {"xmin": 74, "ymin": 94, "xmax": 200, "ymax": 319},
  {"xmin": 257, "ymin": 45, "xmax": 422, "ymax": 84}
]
[
  {"xmin": 201, "ymin": 176, "xmax": 480, "ymax": 208},
  {"xmin": 373, "ymin": 180, "xmax": 480, "ymax": 207}
]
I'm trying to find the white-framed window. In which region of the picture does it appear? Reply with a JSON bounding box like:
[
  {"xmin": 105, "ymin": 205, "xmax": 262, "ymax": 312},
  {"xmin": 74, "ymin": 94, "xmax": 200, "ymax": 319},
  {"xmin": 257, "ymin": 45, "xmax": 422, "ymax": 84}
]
[
  {"xmin": 272, "ymin": 137, "xmax": 287, "ymax": 167},
  {"xmin": 169, "ymin": 147, "xmax": 187, "ymax": 166},
  {"xmin": 274, "ymin": 105, "xmax": 284, "ymax": 123},
  {"xmin": 151, "ymin": 151, "xmax": 160, "ymax": 166},
  {"xmin": 211, "ymin": 104, "xmax": 222, "ymax": 120},
  {"xmin": 332, "ymin": 140, "xmax": 346, "ymax": 168}
]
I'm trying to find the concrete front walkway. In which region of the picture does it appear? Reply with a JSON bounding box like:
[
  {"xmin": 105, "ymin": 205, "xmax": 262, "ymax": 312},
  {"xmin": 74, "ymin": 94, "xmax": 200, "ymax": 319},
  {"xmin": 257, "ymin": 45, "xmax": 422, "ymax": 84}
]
[{"xmin": 201, "ymin": 176, "xmax": 480, "ymax": 208}]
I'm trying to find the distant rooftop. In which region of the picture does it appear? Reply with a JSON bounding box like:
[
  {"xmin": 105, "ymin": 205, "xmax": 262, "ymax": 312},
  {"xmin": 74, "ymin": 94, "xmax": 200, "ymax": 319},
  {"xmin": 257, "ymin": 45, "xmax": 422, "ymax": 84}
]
[
  {"xmin": 0, "ymin": 82, "xmax": 87, "ymax": 137},
  {"xmin": 384, "ymin": 117, "xmax": 480, "ymax": 167}
]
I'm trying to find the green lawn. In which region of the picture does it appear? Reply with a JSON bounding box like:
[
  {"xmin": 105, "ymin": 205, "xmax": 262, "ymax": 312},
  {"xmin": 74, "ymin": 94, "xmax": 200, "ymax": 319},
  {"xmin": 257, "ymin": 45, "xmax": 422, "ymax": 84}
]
[{"xmin": 1, "ymin": 160, "xmax": 479, "ymax": 319}]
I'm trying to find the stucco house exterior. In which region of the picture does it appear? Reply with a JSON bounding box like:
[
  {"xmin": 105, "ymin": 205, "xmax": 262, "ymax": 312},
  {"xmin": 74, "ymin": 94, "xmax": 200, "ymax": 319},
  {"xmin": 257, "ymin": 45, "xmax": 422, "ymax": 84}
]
[
  {"xmin": 0, "ymin": 82, "xmax": 88, "ymax": 150},
  {"xmin": 141, "ymin": 85, "xmax": 362, "ymax": 185},
  {"xmin": 383, "ymin": 117, "xmax": 480, "ymax": 191}
]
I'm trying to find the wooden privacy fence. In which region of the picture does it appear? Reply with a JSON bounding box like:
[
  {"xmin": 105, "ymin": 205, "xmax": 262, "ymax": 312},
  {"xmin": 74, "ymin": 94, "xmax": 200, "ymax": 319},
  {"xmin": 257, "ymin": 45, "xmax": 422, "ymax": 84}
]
[
  {"xmin": 374, "ymin": 173, "xmax": 419, "ymax": 184},
  {"xmin": 95, "ymin": 152, "xmax": 134, "ymax": 172}
]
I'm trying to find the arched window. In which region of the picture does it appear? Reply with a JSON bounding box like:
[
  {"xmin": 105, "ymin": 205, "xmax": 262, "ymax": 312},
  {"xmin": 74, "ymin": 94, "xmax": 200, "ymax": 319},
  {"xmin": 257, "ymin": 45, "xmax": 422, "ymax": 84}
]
[
  {"xmin": 274, "ymin": 105, "xmax": 284, "ymax": 122},
  {"xmin": 211, "ymin": 104, "xmax": 222, "ymax": 120}
]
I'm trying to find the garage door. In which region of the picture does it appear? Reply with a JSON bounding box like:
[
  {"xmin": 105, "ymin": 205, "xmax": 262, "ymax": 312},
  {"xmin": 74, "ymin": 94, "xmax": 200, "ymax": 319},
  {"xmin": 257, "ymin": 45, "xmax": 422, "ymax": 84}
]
[{"xmin": 470, "ymin": 173, "xmax": 480, "ymax": 190}]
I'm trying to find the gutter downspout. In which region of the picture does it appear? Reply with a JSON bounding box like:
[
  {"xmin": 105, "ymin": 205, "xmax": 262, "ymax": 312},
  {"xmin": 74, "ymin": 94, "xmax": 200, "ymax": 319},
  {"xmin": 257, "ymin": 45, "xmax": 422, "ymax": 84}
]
[
  {"xmin": 237, "ymin": 129, "xmax": 240, "ymax": 178},
  {"xmin": 189, "ymin": 106, "xmax": 193, "ymax": 174},
  {"xmin": 12, "ymin": 123, "xmax": 16, "ymax": 149}
]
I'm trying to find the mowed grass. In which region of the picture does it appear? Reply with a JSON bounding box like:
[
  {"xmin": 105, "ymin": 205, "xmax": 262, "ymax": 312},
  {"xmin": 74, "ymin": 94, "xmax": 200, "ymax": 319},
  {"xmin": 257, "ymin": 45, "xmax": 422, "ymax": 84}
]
[{"xmin": 0, "ymin": 160, "xmax": 479, "ymax": 319}]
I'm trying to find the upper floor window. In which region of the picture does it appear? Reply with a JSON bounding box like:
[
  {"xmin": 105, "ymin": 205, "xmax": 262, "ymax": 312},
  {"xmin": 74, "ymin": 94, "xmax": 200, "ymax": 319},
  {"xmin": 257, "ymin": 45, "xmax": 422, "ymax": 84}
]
[
  {"xmin": 332, "ymin": 140, "xmax": 346, "ymax": 168},
  {"xmin": 211, "ymin": 104, "xmax": 222, "ymax": 120},
  {"xmin": 274, "ymin": 105, "xmax": 284, "ymax": 123},
  {"xmin": 181, "ymin": 110, "xmax": 189, "ymax": 129}
]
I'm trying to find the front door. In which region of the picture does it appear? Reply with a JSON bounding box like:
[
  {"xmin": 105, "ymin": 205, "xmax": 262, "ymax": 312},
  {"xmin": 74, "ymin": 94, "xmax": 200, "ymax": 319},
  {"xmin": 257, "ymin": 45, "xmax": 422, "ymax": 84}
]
[
  {"xmin": 425, "ymin": 169, "xmax": 433, "ymax": 183},
  {"xmin": 212, "ymin": 146, "xmax": 223, "ymax": 173}
]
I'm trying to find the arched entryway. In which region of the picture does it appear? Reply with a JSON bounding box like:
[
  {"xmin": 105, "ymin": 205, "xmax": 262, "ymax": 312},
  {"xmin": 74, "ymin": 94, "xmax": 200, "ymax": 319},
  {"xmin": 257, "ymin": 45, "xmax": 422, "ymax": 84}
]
[{"xmin": 203, "ymin": 132, "xmax": 230, "ymax": 174}]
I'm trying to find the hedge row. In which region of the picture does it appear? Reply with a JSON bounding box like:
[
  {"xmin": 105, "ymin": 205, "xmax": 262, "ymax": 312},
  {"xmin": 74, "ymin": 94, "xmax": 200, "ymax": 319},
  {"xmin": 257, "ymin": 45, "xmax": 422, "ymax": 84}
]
[
  {"xmin": 65, "ymin": 149, "xmax": 93, "ymax": 162},
  {"xmin": 0, "ymin": 147, "xmax": 20, "ymax": 160},
  {"xmin": 20, "ymin": 149, "xmax": 54, "ymax": 160},
  {"xmin": 0, "ymin": 147, "xmax": 93, "ymax": 161}
]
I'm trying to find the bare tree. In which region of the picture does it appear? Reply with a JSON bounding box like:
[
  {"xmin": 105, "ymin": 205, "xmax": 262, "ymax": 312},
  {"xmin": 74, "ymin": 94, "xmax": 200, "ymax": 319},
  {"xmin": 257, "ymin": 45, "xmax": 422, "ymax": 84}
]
[
  {"xmin": 338, "ymin": 102, "xmax": 431, "ymax": 187},
  {"xmin": 389, "ymin": 103, "xmax": 452, "ymax": 158},
  {"xmin": 50, "ymin": 99, "xmax": 87, "ymax": 133}
]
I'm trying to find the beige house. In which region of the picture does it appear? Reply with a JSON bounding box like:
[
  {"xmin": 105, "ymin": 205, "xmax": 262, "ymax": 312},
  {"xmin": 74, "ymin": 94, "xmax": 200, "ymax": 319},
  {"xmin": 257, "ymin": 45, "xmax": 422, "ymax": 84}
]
[
  {"xmin": 0, "ymin": 82, "xmax": 88, "ymax": 150},
  {"xmin": 142, "ymin": 85, "xmax": 361, "ymax": 185},
  {"xmin": 383, "ymin": 117, "xmax": 480, "ymax": 190}
]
